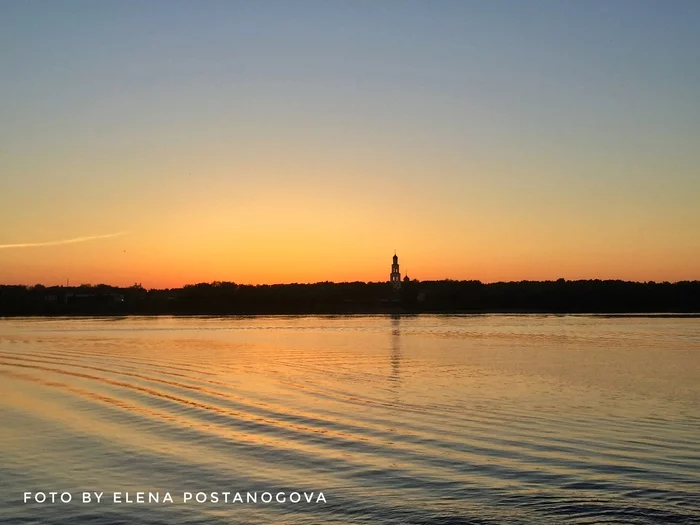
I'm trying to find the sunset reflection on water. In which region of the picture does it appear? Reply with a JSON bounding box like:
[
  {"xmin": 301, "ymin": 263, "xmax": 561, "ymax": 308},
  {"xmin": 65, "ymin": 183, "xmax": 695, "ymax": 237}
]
[{"xmin": 1, "ymin": 315, "xmax": 699, "ymax": 524}]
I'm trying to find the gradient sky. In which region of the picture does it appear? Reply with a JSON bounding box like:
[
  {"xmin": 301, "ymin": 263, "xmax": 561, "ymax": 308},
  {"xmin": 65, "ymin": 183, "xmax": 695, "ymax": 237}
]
[{"xmin": 1, "ymin": 0, "xmax": 699, "ymax": 287}]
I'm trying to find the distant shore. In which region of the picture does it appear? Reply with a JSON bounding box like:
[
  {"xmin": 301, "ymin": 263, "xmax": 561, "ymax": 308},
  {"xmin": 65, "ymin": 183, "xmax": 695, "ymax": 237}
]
[
  {"xmin": 1, "ymin": 312, "xmax": 699, "ymax": 319},
  {"xmin": 1, "ymin": 279, "xmax": 699, "ymax": 317}
]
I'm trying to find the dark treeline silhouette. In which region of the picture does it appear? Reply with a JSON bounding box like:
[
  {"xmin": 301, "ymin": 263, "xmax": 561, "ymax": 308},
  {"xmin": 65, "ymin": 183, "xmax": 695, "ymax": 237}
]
[{"xmin": 0, "ymin": 279, "xmax": 698, "ymax": 316}]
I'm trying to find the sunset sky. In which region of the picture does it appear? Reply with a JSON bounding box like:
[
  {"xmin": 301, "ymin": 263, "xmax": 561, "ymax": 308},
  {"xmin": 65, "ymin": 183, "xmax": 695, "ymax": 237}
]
[{"xmin": 1, "ymin": 1, "xmax": 698, "ymax": 288}]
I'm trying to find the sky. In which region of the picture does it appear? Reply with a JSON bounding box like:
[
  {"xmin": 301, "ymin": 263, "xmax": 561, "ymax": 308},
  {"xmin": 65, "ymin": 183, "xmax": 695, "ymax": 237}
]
[{"xmin": 1, "ymin": 0, "xmax": 699, "ymax": 287}]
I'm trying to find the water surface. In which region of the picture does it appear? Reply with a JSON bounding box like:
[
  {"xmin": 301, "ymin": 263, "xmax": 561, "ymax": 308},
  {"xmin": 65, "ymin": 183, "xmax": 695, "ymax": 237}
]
[{"xmin": 1, "ymin": 315, "xmax": 699, "ymax": 524}]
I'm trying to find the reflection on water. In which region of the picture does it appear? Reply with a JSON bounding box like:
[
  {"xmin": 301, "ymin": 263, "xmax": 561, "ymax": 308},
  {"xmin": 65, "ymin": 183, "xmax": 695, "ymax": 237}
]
[
  {"xmin": 1, "ymin": 314, "xmax": 699, "ymax": 524},
  {"xmin": 390, "ymin": 315, "xmax": 401, "ymax": 393}
]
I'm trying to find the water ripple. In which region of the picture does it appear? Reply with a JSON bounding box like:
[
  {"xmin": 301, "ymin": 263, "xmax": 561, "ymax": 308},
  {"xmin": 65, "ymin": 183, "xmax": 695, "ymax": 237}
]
[{"xmin": 1, "ymin": 315, "xmax": 699, "ymax": 524}]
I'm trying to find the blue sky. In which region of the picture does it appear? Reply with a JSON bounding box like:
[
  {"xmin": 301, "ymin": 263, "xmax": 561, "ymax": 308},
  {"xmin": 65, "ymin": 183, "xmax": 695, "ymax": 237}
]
[{"xmin": 1, "ymin": 1, "xmax": 698, "ymax": 285}]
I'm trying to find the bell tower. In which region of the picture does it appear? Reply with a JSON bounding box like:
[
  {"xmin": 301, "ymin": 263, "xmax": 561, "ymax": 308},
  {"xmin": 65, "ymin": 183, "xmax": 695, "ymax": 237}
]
[{"xmin": 390, "ymin": 252, "xmax": 401, "ymax": 290}]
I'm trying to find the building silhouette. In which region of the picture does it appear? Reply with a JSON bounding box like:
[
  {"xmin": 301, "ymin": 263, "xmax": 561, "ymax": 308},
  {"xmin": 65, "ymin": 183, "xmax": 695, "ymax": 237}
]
[{"xmin": 390, "ymin": 252, "xmax": 402, "ymax": 290}]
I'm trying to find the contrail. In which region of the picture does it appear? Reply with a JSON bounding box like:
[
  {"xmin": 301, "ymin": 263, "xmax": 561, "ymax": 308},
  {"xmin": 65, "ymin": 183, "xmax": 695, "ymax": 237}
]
[{"xmin": 0, "ymin": 231, "xmax": 126, "ymax": 249}]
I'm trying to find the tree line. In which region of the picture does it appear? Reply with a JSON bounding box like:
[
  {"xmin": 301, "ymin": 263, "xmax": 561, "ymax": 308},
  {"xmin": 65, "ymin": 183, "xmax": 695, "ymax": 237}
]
[{"xmin": 0, "ymin": 279, "xmax": 698, "ymax": 316}]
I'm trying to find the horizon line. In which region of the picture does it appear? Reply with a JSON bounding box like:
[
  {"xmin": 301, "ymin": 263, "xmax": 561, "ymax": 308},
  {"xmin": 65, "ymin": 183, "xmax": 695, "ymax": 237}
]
[{"xmin": 3, "ymin": 277, "xmax": 697, "ymax": 291}]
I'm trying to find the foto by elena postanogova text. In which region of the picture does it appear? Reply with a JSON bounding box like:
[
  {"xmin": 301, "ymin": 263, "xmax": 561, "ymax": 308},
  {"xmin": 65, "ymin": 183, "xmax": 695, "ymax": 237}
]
[{"xmin": 23, "ymin": 491, "xmax": 327, "ymax": 504}]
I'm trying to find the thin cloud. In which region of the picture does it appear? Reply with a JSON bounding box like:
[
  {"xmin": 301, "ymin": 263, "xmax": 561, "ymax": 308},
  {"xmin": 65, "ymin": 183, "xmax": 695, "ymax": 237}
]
[{"xmin": 0, "ymin": 232, "xmax": 126, "ymax": 249}]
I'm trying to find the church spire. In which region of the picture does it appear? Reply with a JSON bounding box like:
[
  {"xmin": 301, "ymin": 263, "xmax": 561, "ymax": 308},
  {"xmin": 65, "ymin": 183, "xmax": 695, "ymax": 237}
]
[{"xmin": 390, "ymin": 252, "xmax": 401, "ymax": 290}]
